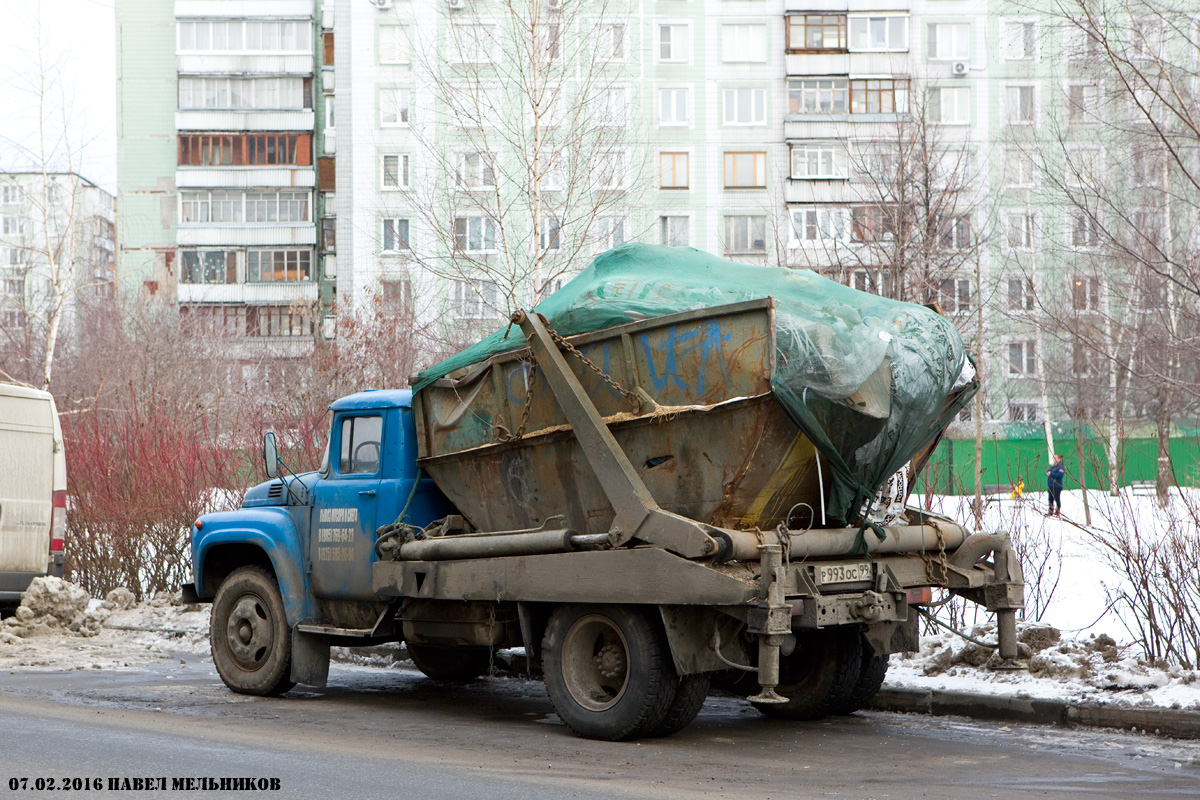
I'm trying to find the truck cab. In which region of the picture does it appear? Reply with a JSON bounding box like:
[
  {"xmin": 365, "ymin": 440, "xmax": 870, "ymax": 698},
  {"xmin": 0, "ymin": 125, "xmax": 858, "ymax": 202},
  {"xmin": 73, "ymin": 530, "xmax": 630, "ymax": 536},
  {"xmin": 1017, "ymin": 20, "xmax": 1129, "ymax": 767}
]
[{"xmin": 188, "ymin": 389, "xmax": 452, "ymax": 694}]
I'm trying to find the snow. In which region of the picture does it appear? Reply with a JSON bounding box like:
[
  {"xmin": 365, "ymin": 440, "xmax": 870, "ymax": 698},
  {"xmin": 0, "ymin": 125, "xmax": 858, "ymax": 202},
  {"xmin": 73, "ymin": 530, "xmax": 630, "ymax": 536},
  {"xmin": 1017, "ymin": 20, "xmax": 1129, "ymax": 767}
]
[{"xmin": 2, "ymin": 489, "xmax": 1199, "ymax": 718}]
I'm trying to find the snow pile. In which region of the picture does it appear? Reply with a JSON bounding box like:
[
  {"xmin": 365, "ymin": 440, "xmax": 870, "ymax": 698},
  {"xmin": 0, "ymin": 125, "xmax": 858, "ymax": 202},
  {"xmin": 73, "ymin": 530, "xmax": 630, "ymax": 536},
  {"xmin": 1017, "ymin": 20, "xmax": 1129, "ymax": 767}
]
[{"xmin": 886, "ymin": 621, "xmax": 1200, "ymax": 710}]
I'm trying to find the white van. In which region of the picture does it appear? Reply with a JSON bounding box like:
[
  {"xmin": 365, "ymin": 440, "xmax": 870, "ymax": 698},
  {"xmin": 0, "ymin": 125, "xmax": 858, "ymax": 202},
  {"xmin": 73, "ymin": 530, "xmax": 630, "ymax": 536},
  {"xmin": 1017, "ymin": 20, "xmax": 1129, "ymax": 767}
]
[{"xmin": 0, "ymin": 383, "xmax": 66, "ymax": 609}]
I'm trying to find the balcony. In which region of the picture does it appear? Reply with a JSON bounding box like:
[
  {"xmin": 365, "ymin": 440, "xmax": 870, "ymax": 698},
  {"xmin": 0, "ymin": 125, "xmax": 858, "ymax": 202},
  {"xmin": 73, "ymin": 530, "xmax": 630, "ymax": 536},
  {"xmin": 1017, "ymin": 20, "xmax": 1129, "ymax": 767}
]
[
  {"xmin": 177, "ymin": 224, "xmax": 317, "ymax": 246},
  {"xmin": 176, "ymin": 110, "xmax": 314, "ymax": 132},
  {"xmin": 176, "ymin": 0, "xmax": 314, "ymax": 18},
  {"xmin": 176, "ymin": 168, "xmax": 316, "ymax": 189},
  {"xmin": 176, "ymin": 280, "xmax": 317, "ymax": 305},
  {"xmin": 177, "ymin": 54, "xmax": 313, "ymax": 75}
]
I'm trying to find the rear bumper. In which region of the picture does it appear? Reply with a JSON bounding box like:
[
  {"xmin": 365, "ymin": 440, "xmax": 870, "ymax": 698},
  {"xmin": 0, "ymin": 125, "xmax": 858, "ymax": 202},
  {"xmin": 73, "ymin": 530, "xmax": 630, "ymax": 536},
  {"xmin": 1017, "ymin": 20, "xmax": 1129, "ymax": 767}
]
[{"xmin": 0, "ymin": 570, "xmax": 43, "ymax": 602}]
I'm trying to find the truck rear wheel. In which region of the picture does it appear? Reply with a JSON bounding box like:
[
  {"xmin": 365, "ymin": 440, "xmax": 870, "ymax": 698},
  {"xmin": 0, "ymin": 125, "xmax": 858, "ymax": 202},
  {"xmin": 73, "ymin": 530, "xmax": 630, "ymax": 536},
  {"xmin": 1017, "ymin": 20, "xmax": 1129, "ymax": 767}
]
[
  {"xmin": 211, "ymin": 566, "xmax": 295, "ymax": 696},
  {"xmin": 407, "ymin": 643, "xmax": 491, "ymax": 682},
  {"xmin": 752, "ymin": 628, "xmax": 862, "ymax": 720},
  {"xmin": 541, "ymin": 605, "xmax": 677, "ymax": 741},
  {"xmin": 647, "ymin": 672, "xmax": 711, "ymax": 737},
  {"xmin": 833, "ymin": 648, "xmax": 889, "ymax": 715}
]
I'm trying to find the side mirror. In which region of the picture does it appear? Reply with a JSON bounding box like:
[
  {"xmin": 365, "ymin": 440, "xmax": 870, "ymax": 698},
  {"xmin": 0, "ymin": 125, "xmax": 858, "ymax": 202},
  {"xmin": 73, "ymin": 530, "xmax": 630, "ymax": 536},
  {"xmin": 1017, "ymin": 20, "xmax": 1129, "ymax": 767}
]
[{"xmin": 263, "ymin": 432, "xmax": 279, "ymax": 480}]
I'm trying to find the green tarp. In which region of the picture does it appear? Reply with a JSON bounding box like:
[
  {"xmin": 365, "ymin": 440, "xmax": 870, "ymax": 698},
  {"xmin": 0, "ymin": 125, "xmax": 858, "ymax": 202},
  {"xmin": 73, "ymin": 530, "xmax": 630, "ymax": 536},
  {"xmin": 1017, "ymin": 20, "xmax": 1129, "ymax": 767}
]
[{"xmin": 416, "ymin": 243, "xmax": 977, "ymax": 525}]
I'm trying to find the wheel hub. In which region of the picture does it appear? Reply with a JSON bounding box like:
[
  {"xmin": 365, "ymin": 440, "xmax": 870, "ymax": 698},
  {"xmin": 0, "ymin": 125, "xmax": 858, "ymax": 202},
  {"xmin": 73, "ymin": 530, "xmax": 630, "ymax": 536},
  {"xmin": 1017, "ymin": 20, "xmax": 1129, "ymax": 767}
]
[
  {"xmin": 561, "ymin": 614, "xmax": 630, "ymax": 712},
  {"xmin": 225, "ymin": 594, "xmax": 273, "ymax": 671},
  {"xmin": 595, "ymin": 643, "xmax": 625, "ymax": 680}
]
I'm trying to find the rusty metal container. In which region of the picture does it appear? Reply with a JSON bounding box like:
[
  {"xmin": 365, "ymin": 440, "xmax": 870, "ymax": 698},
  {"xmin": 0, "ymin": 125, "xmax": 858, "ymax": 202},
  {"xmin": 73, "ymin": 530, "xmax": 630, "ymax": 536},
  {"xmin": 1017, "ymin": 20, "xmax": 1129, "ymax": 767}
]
[{"xmin": 412, "ymin": 299, "xmax": 830, "ymax": 535}]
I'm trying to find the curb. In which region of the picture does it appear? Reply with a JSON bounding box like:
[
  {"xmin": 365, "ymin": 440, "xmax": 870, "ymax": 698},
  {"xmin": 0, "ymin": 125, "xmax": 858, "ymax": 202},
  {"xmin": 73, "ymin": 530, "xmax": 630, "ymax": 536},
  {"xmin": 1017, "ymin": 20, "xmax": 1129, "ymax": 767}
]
[{"xmin": 871, "ymin": 687, "xmax": 1200, "ymax": 740}]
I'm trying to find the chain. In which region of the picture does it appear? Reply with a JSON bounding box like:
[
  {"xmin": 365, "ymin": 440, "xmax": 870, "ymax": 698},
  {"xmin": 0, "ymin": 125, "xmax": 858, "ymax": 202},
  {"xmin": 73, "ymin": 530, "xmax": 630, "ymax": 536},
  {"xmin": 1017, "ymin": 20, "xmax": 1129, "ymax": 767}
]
[
  {"xmin": 496, "ymin": 362, "xmax": 537, "ymax": 442},
  {"xmin": 547, "ymin": 327, "xmax": 641, "ymax": 409},
  {"xmin": 923, "ymin": 519, "xmax": 950, "ymax": 585},
  {"xmin": 495, "ymin": 321, "xmax": 641, "ymax": 443}
]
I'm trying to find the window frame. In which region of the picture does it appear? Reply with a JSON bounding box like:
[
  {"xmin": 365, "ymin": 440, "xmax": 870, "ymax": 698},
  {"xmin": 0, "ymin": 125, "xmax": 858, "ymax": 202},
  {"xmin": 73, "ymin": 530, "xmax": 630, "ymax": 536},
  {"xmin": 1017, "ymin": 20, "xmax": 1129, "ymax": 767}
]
[
  {"xmin": 723, "ymin": 214, "xmax": 768, "ymax": 255},
  {"xmin": 379, "ymin": 23, "xmax": 411, "ymax": 65},
  {"xmin": 930, "ymin": 86, "xmax": 971, "ymax": 125},
  {"xmin": 789, "ymin": 142, "xmax": 847, "ymax": 180},
  {"xmin": 786, "ymin": 14, "xmax": 847, "ymax": 53},
  {"xmin": 1001, "ymin": 19, "xmax": 1037, "ymax": 61},
  {"xmin": 658, "ymin": 86, "xmax": 691, "ymax": 127},
  {"xmin": 723, "ymin": 152, "xmax": 768, "ymax": 189},
  {"xmin": 379, "ymin": 87, "xmax": 411, "ymax": 127},
  {"xmin": 848, "ymin": 15, "xmax": 908, "ymax": 52},
  {"xmin": 927, "ymin": 22, "xmax": 970, "ymax": 60},
  {"xmin": 382, "ymin": 217, "xmax": 412, "ymax": 253},
  {"xmin": 722, "ymin": 86, "xmax": 767, "ymax": 126},
  {"xmin": 721, "ymin": 23, "xmax": 768, "ymax": 63},
  {"xmin": 453, "ymin": 215, "xmax": 499, "ymax": 253},
  {"xmin": 659, "ymin": 214, "xmax": 691, "ymax": 247},
  {"xmin": 657, "ymin": 22, "xmax": 691, "ymax": 64},
  {"xmin": 659, "ymin": 151, "xmax": 690, "ymax": 190},
  {"xmin": 381, "ymin": 153, "xmax": 411, "ymax": 191}
]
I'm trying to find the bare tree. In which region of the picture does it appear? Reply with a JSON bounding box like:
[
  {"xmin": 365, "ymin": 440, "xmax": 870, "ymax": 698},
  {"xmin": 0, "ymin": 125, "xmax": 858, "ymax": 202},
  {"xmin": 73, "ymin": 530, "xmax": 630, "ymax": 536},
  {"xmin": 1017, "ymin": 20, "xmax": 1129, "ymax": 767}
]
[{"xmin": 397, "ymin": 0, "xmax": 646, "ymax": 333}]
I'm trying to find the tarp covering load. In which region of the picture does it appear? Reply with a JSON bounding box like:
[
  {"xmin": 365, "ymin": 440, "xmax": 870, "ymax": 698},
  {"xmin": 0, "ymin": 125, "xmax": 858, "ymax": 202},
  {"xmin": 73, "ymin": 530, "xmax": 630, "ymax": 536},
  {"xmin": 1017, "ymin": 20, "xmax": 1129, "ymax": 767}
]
[{"xmin": 415, "ymin": 243, "xmax": 977, "ymax": 525}]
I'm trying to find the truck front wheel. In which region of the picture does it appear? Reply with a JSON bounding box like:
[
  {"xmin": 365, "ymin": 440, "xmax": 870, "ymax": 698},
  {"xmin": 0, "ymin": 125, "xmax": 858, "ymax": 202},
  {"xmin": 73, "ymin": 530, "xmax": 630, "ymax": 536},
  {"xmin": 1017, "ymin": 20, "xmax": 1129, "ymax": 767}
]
[
  {"xmin": 211, "ymin": 566, "xmax": 295, "ymax": 696},
  {"xmin": 541, "ymin": 605, "xmax": 677, "ymax": 741}
]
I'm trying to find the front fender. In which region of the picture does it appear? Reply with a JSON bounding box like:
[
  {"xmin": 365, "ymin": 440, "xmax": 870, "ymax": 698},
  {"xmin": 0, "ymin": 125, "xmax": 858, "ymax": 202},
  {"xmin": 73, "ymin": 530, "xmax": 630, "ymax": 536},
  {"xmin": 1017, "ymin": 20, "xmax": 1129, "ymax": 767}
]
[{"xmin": 192, "ymin": 507, "xmax": 312, "ymax": 627}]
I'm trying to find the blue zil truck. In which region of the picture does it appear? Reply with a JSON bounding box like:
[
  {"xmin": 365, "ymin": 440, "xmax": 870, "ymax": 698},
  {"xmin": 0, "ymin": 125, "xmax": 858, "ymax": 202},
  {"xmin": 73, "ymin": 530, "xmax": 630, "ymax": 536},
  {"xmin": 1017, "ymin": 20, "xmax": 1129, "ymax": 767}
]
[{"xmin": 187, "ymin": 296, "xmax": 1024, "ymax": 741}]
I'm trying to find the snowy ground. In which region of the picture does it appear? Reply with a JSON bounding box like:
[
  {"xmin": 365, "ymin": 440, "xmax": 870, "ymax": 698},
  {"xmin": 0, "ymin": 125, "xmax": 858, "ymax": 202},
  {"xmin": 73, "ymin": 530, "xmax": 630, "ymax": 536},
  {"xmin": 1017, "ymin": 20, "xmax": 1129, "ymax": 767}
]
[{"xmin": 1, "ymin": 487, "xmax": 1197, "ymax": 715}]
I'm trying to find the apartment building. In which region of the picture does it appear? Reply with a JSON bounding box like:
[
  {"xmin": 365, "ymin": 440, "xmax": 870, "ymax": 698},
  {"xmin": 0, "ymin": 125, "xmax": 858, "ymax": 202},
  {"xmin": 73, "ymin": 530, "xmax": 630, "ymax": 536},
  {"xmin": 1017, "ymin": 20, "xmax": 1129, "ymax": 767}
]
[
  {"xmin": 0, "ymin": 172, "xmax": 115, "ymax": 381},
  {"xmin": 116, "ymin": 0, "xmax": 330, "ymax": 359}
]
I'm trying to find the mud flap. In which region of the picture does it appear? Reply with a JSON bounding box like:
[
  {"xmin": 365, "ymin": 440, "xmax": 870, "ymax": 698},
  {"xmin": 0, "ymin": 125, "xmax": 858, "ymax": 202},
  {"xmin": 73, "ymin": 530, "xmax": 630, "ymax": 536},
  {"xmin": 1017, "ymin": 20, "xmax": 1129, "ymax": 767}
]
[{"xmin": 290, "ymin": 629, "xmax": 330, "ymax": 688}]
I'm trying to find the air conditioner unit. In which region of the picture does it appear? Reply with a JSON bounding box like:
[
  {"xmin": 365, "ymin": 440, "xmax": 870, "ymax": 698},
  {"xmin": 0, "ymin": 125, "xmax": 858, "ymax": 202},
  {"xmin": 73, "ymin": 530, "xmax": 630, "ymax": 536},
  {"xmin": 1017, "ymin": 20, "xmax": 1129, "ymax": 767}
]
[
  {"xmin": 950, "ymin": 61, "xmax": 969, "ymax": 76},
  {"xmin": 371, "ymin": 0, "xmax": 393, "ymax": 9},
  {"xmin": 448, "ymin": 0, "xmax": 465, "ymax": 8}
]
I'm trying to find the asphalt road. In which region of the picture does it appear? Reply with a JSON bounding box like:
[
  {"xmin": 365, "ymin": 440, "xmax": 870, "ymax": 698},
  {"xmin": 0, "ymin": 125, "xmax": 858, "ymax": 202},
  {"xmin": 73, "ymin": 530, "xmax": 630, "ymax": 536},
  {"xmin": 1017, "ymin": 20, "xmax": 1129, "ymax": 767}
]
[{"xmin": 1, "ymin": 654, "xmax": 1199, "ymax": 799}]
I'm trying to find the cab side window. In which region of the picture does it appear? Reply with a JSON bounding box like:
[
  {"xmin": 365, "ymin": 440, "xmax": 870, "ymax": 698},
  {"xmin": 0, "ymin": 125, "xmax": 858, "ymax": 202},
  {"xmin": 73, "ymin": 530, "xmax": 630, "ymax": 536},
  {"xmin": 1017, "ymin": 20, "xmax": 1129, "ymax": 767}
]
[{"xmin": 338, "ymin": 415, "xmax": 383, "ymax": 475}]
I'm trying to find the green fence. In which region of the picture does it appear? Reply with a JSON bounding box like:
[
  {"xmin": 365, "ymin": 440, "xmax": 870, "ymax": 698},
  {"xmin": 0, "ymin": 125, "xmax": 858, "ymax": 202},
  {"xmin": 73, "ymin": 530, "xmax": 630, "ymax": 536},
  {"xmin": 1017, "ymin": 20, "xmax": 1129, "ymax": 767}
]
[{"xmin": 917, "ymin": 431, "xmax": 1200, "ymax": 495}]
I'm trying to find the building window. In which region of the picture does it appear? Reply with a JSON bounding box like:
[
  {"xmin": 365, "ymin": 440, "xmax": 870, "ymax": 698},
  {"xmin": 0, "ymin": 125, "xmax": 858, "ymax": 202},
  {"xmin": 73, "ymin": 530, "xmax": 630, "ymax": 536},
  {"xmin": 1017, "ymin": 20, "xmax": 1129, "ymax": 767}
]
[
  {"xmin": 2, "ymin": 215, "xmax": 26, "ymax": 236},
  {"xmin": 790, "ymin": 143, "xmax": 846, "ymax": 179},
  {"xmin": 593, "ymin": 151, "xmax": 626, "ymax": 191},
  {"xmin": 381, "ymin": 278, "xmax": 412, "ymax": 313},
  {"xmin": 659, "ymin": 87, "xmax": 689, "ymax": 126},
  {"xmin": 1002, "ymin": 21, "xmax": 1036, "ymax": 60},
  {"xmin": 660, "ymin": 215, "xmax": 689, "ymax": 247},
  {"xmin": 180, "ymin": 304, "xmax": 246, "ymax": 337},
  {"xmin": 852, "ymin": 268, "xmax": 890, "ymax": 295},
  {"xmin": 792, "ymin": 207, "xmax": 848, "ymax": 243},
  {"xmin": 788, "ymin": 15, "xmax": 846, "ymax": 51},
  {"xmin": 724, "ymin": 152, "xmax": 766, "ymax": 189},
  {"xmin": 321, "ymin": 218, "xmax": 336, "ymax": 251},
  {"xmin": 930, "ymin": 87, "xmax": 970, "ymax": 124},
  {"xmin": 850, "ymin": 79, "xmax": 908, "ymax": 114},
  {"xmin": 1, "ymin": 271, "xmax": 23, "ymax": 299},
  {"xmin": 1007, "ymin": 277, "xmax": 1035, "ymax": 312},
  {"xmin": 453, "ymin": 152, "xmax": 494, "ymax": 191},
  {"xmin": 179, "ymin": 134, "xmax": 311, "ymax": 167},
  {"xmin": 380, "ymin": 88, "xmax": 410, "ymax": 126},
  {"xmin": 250, "ymin": 305, "xmax": 312, "ymax": 338},
  {"xmin": 928, "ymin": 23, "xmax": 969, "ymax": 60},
  {"xmin": 1064, "ymin": 24, "xmax": 1103, "ymax": 62},
  {"xmin": 247, "ymin": 249, "xmax": 312, "ymax": 282},
  {"xmin": 723, "ymin": 87, "xmax": 766, "ymax": 125},
  {"xmin": 1003, "ymin": 149, "xmax": 1036, "ymax": 189},
  {"xmin": 594, "ymin": 22, "xmax": 626, "ymax": 61},
  {"xmin": 1006, "ymin": 86, "xmax": 1034, "ymax": 125},
  {"xmin": 178, "ymin": 77, "xmax": 309, "ymax": 110},
  {"xmin": 1007, "ymin": 340, "xmax": 1037, "ymax": 377},
  {"xmin": 1, "ymin": 186, "xmax": 25, "ymax": 205},
  {"xmin": 449, "ymin": 22, "xmax": 499, "ymax": 64},
  {"xmin": 538, "ymin": 215, "xmax": 562, "ymax": 252},
  {"xmin": 1072, "ymin": 342, "xmax": 1100, "ymax": 377},
  {"xmin": 1004, "ymin": 212, "xmax": 1035, "ymax": 250},
  {"xmin": 381, "ymin": 154, "xmax": 410, "ymax": 190},
  {"xmin": 180, "ymin": 192, "xmax": 210, "ymax": 223},
  {"xmin": 245, "ymin": 191, "xmax": 308, "ymax": 223},
  {"xmin": 1130, "ymin": 145, "xmax": 1165, "ymax": 188},
  {"xmin": 180, "ymin": 250, "xmax": 237, "ymax": 284},
  {"xmin": 454, "ymin": 216, "xmax": 497, "ymax": 252},
  {"xmin": 937, "ymin": 277, "xmax": 972, "ymax": 314},
  {"xmin": 595, "ymin": 216, "xmax": 628, "ymax": 251},
  {"xmin": 177, "ymin": 19, "xmax": 311, "ymax": 52},
  {"xmin": 538, "ymin": 22, "xmax": 562, "ymax": 63},
  {"xmin": 1067, "ymin": 84, "xmax": 1100, "ymax": 125},
  {"xmin": 659, "ymin": 152, "xmax": 689, "ymax": 189},
  {"xmin": 658, "ymin": 24, "xmax": 689, "ymax": 63},
  {"xmin": 1008, "ymin": 401, "xmax": 1039, "ymax": 421},
  {"xmin": 1072, "ymin": 275, "xmax": 1101, "ymax": 311},
  {"xmin": 1069, "ymin": 210, "xmax": 1100, "ymax": 248},
  {"xmin": 721, "ymin": 24, "xmax": 767, "ymax": 63},
  {"xmin": 452, "ymin": 279, "xmax": 499, "ymax": 319},
  {"xmin": 724, "ymin": 215, "xmax": 767, "ymax": 255},
  {"xmin": 789, "ymin": 79, "xmax": 847, "ymax": 114},
  {"xmin": 1130, "ymin": 17, "xmax": 1166, "ymax": 61},
  {"xmin": 594, "ymin": 87, "xmax": 629, "ymax": 127},
  {"xmin": 939, "ymin": 214, "xmax": 971, "ymax": 249},
  {"xmin": 851, "ymin": 206, "xmax": 895, "ymax": 242},
  {"xmin": 848, "ymin": 15, "xmax": 907, "ymax": 51},
  {"xmin": 382, "ymin": 218, "xmax": 410, "ymax": 252},
  {"xmin": 380, "ymin": 24, "xmax": 411, "ymax": 64}
]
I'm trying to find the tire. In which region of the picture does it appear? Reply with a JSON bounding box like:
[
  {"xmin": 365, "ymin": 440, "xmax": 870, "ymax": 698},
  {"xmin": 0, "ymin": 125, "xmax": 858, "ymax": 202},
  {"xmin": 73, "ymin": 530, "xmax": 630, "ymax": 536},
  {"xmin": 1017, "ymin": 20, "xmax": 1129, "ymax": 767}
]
[
  {"xmin": 647, "ymin": 672, "xmax": 712, "ymax": 737},
  {"xmin": 752, "ymin": 628, "xmax": 862, "ymax": 720},
  {"xmin": 541, "ymin": 605, "xmax": 678, "ymax": 741},
  {"xmin": 832, "ymin": 648, "xmax": 889, "ymax": 716},
  {"xmin": 211, "ymin": 566, "xmax": 295, "ymax": 696},
  {"xmin": 407, "ymin": 643, "xmax": 492, "ymax": 682}
]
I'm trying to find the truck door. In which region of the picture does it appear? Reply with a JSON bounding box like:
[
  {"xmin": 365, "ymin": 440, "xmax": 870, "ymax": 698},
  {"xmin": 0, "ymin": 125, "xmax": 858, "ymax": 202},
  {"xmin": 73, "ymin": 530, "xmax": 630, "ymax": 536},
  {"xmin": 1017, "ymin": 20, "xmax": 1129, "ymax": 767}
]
[{"xmin": 309, "ymin": 412, "xmax": 383, "ymax": 600}]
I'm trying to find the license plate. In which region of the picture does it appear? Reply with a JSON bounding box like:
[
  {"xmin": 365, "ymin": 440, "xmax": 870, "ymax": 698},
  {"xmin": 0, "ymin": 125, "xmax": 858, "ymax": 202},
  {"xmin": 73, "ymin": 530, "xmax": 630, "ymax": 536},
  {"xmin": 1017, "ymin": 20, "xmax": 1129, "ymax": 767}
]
[{"xmin": 815, "ymin": 561, "xmax": 873, "ymax": 585}]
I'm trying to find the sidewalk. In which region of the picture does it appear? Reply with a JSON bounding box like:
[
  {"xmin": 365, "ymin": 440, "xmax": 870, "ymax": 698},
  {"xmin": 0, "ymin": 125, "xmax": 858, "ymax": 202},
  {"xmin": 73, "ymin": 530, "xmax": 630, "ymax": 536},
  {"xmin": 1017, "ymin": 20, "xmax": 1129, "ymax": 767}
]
[{"xmin": 872, "ymin": 687, "xmax": 1200, "ymax": 740}]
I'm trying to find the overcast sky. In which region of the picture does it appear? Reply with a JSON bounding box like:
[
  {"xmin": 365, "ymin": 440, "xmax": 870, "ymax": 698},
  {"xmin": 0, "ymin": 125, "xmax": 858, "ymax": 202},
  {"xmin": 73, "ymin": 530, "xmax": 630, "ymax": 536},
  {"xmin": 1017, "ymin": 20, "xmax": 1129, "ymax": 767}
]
[{"xmin": 0, "ymin": 0, "xmax": 117, "ymax": 193}]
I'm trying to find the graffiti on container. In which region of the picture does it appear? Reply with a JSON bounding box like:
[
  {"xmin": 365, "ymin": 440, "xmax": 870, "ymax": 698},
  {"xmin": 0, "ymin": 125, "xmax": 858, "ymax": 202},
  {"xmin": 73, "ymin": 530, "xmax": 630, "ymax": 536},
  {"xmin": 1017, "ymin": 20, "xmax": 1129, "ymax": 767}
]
[{"xmin": 640, "ymin": 322, "xmax": 731, "ymax": 395}]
